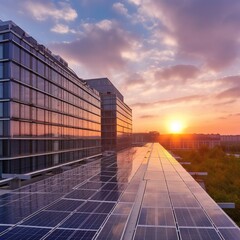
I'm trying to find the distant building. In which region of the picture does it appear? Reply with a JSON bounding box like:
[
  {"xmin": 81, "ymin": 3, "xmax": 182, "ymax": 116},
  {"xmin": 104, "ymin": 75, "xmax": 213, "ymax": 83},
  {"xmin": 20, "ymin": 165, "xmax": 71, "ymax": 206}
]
[
  {"xmin": 159, "ymin": 134, "xmax": 221, "ymax": 150},
  {"xmin": 85, "ymin": 78, "xmax": 132, "ymax": 152},
  {"xmin": 0, "ymin": 20, "xmax": 101, "ymax": 178},
  {"xmin": 220, "ymin": 135, "xmax": 240, "ymax": 144},
  {"xmin": 220, "ymin": 135, "xmax": 240, "ymax": 151},
  {"xmin": 132, "ymin": 131, "xmax": 160, "ymax": 145}
]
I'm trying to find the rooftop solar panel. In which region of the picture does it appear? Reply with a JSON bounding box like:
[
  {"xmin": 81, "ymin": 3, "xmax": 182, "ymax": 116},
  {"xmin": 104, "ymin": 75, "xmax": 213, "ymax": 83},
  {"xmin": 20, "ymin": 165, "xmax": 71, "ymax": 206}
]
[
  {"xmin": 0, "ymin": 226, "xmax": 50, "ymax": 240},
  {"xmin": 134, "ymin": 226, "xmax": 178, "ymax": 240},
  {"xmin": 175, "ymin": 207, "xmax": 213, "ymax": 227},
  {"xmin": 0, "ymin": 143, "xmax": 239, "ymax": 240},
  {"xmin": 205, "ymin": 208, "xmax": 236, "ymax": 227},
  {"xmin": 138, "ymin": 208, "xmax": 175, "ymax": 226},
  {"xmin": 95, "ymin": 214, "xmax": 128, "ymax": 240},
  {"xmin": 45, "ymin": 229, "xmax": 97, "ymax": 240},
  {"xmin": 20, "ymin": 210, "xmax": 69, "ymax": 227},
  {"xmin": 46, "ymin": 199, "xmax": 85, "ymax": 212},
  {"xmin": 179, "ymin": 228, "xmax": 222, "ymax": 240},
  {"xmin": 219, "ymin": 228, "xmax": 240, "ymax": 240}
]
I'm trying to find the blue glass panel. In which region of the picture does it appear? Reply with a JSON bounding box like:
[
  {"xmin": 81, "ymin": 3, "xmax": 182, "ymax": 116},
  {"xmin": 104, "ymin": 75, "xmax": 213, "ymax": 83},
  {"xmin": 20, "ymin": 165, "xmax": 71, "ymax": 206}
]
[
  {"xmin": 65, "ymin": 190, "xmax": 96, "ymax": 200},
  {"xmin": 71, "ymin": 230, "xmax": 97, "ymax": 240},
  {"xmin": 0, "ymin": 226, "xmax": 49, "ymax": 240},
  {"xmin": 20, "ymin": 211, "xmax": 69, "ymax": 227},
  {"xmin": 46, "ymin": 199, "xmax": 85, "ymax": 212},
  {"xmin": 45, "ymin": 229, "xmax": 96, "ymax": 240},
  {"xmin": 80, "ymin": 214, "xmax": 108, "ymax": 230},
  {"xmin": 60, "ymin": 213, "xmax": 89, "ymax": 229},
  {"xmin": 0, "ymin": 225, "xmax": 10, "ymax": 233},
  {"xmin": 219, "ymin": 228, "xmax": 240, "ymax": 240},
  {"xmin": 95, "ymin": 202, "xmax": 115, "ymax": 214},
  {"xmin": 77, "ymin": 201, "xmax": 101, "ymax": 213},
  {"xmin": 77, "ymin": 181, "xmax": 104, "ymax": 190},
  {"xmin": 45, "ymin": 229, "xmax": 75, "ymax": 240}
]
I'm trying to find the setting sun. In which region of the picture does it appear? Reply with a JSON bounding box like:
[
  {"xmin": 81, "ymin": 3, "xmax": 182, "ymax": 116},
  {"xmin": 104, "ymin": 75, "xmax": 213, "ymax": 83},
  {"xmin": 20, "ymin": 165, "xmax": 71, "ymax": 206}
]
[{"xmin": 169, "ymin": 121, "xmax": 183, "ymax": 133}]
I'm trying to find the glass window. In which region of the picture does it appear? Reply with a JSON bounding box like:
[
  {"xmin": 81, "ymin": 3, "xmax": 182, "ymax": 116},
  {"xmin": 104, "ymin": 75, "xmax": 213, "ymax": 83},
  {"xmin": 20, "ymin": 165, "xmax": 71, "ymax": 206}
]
[
  {"xmin": 11, "ymin": 63, "xmax": 20, "ymax": 79},
  {"xmin": 0, "ymin": 44, "xmax": 3, "ymax": 59},
  {"xmin": 0, "ymin": 83, "xmax": 3, "ymax": 98},
  {"xmin": 12, "ymin": 44, "xmax": 20, "ymax": 62},
  {"xmin": 0, "ymin": 62, "xmax": 3, "ymax": 79},
  {"xmin": 12, "ymin": 102, "xmax": 20, "ymax": 118},
  {"xmin": 0, "ymin": 103, "xmax": 3, "ymax": 117}
]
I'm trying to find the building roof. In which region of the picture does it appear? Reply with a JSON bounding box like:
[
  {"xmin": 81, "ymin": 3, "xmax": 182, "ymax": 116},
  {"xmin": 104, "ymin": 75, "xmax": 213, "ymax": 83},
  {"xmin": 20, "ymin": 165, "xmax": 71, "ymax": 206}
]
[
  {"xmin": 0, "ymin": 143, "xmax": 239, "ymax": 239},
  {"xmin": 85, "ymin": 78, "xmax": 124, "ymax": 101}
]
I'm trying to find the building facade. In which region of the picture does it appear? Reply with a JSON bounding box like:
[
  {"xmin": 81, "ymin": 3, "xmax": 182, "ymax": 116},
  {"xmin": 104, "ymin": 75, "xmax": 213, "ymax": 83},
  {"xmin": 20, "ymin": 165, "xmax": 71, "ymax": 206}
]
[
  {"xmin": 0, "ymin": 20, "xmax": 101, "ymax": 178},
  {"xmin": 86, "ymin": 78, "xmax": 132, "ymax": 152}
]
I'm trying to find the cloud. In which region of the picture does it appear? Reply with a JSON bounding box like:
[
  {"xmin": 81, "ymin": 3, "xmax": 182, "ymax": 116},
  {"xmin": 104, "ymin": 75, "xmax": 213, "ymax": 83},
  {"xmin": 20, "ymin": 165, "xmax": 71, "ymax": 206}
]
[
  {"xmin": 219, "ymin": 112, "xmax": 240, "ymax": 120},
  {"xmin": 131, "ymin": 94, "xmax": 203, "ymax": 108},
  {"xmin": 139, "ymin": 0, "xmax": 240, "ymax": 70},
  {"xmin": 218, "ymin": 75, "xmax": 240, "ymax": 87},
  {"xmin": 51, "ymin": 24, "xmax": 76, "ymax": 34},
  {"xmin": 123, "ymin": 73, "xmax": 146, "ymax": 89},
  {"xmin": 154, "ymin": 64, "xmax": 200, "ymax": 86},
  {"xmin": 23, "ymin": 0, "xmax": 77, "ymax": 22},
  {"xmin": 217, "ymin": 87, "xmax": 240, "ymax": 99},
  {"xmin": 113, "ymin": 2, "xmax": 130, "ymax": 17},
  {"xmin": 49, "ymin": 20, "xmax": 137, "ymax": 75},
  {"xmin": 139, "ymin": 114, "xmax": 158, "ymax": 119}
]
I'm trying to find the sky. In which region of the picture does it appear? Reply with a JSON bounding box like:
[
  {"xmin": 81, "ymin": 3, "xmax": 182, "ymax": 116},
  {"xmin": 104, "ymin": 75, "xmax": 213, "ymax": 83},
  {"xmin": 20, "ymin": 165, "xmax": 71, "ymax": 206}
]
[{"xmin": 1, "ymin": 0, "xmax": 240, "ymax": 134}]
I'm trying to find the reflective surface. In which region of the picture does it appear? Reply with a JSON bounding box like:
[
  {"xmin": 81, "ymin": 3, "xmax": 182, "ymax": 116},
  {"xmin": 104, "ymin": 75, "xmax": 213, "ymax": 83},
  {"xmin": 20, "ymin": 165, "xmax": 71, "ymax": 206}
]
[{"xmin": 0, "ymin": 143, "xmax": 239, "ymax": 240}]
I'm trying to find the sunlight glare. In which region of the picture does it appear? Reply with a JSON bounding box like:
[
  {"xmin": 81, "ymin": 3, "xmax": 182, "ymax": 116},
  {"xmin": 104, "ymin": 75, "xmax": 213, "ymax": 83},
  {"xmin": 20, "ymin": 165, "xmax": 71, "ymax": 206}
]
[{"xmin": 169, "ymin": 120, "xmax": 183, "ymax": 133}]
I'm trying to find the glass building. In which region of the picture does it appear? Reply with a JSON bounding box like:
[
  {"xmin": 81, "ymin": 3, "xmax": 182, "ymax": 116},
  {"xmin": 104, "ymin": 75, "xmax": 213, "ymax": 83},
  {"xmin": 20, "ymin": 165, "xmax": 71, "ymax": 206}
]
[
  {"xmin": 85, "ymin": 78, "xmax": 132, "ymax": 152},
  {"xmin": 0, "ymin": 20, "xmax": 101, "ymax": 178}
]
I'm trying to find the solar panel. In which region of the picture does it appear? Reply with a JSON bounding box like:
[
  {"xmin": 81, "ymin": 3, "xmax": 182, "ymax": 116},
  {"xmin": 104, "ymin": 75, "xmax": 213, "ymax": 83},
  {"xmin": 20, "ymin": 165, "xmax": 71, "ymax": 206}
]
[
  {"xmin": 134, "ymin": 226, "xmax": 178, "ymax": 240},
  {"xmin": 65, "ymin": 190, "xmax": 96, "ymax": 200},
  {"xmin": 175, "ymin": 208, "xmax": 213, "ymax": 227},
  {"xmin": 80, "ymin": 213, "xmax": 108, "ymax": 229},
  {"xmin": 0, "ymin": 225, "xmax": 10, "ymax": 233},
  {"xmin": 112, "ymin": 203, "xmax": 133, "ymax": 215},
  {"xmin": 60, "ymin": 213, "xmax": 90, "ymax": 229},
  {"xmin": 45, "ymin": 229, "xmax": 97, "ymax": 240},
  {"xmin": 0, "ymin": 143, "xmax": 239, "ymax": 240},
  {"xmin": 179, "ymin": 228, "xmax": 222, "ymax": 240},
  {"xmin": 20, "ymin": 211, "xmax": 69, "ymax": 227},
  {"xmin": 219, "ymin": 228, "xmax": 240, "ymax": 240},
  {"xmin": 138, "ymin": 208, "xmax": 175, "ymax": 226},
  {"xmin": 142, "ymin": 193, "xmax": 171, "ymax": 208},
  {"xmin": 170, "ymin": 193, "xmax": 200, "ymax": 208},
  {"xmin": 46, "ymin": 199, "xmax": 85, "ymax": 212},
  {"xmin": 95, "ymin": 202, "xmax": 116, "ymax": 214},
  {"xmin": 0, "ymin": 226, "xmax": 50, "ymax": 240},
  {"xmin": 205, "ymin": 208, "xmax": 236, "ymax": 227}
]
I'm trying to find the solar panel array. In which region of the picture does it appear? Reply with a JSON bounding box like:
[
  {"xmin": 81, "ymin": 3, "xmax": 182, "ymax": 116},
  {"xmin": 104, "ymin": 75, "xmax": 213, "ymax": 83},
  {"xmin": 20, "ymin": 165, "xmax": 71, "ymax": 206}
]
[{"xmin": 0, "ymin": 143, "xmax": 239, "ymax": 240}]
